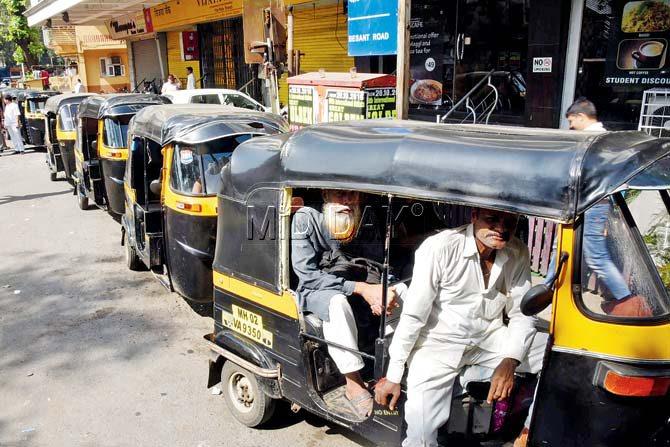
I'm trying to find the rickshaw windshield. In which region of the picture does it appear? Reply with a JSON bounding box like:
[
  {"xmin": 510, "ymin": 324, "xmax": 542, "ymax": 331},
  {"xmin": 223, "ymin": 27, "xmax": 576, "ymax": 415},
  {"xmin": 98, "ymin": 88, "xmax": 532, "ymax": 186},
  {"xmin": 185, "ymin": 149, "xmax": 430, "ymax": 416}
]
[
  {"xmin": 58, "ymin": 104, "xmax": 78, "ymax": 131},
  {"xmin": 103, "ymin": 116, "xmax": 131, "ymax": 148},
  {"xmin": 170, "ymin": 134, "xmax": 255, "ymax": 196},
  {"xmin": 28, "ymin": 99, "xmax": 46, "ymax": 113},
  {"xmin": 577, "ymin": 188, "xmax": 670, "ymax": 321}
]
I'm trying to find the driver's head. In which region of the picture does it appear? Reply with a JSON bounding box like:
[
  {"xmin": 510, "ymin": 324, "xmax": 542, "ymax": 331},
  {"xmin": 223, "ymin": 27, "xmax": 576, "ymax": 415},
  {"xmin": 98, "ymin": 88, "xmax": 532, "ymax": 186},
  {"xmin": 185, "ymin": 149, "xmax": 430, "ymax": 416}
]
[
  {"xmin": 566, "ymin": 97, "xmax": 598, "ymax": 131},
  {"xmin": 322, "ymin": 189, "xmax": 361, "ymax": 243},
  {"xmin": 471, "ymin": 208, "xmax": 519, "ymax": 251}
]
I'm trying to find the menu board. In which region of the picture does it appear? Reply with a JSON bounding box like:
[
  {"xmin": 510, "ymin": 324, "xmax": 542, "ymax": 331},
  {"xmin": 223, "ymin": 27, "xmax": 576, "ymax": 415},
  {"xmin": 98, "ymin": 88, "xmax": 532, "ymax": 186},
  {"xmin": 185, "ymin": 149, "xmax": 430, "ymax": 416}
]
[
  {"xmin": 325, "ymin": 90, "xmax": 366, "ymax": 122},
  {"xmin": 605, "ymin": 0, "xmax": 670, "ymax": 86},
  {"xmin": 409, "ymin": 3, "xmax": 445, "ymax": 105},
  {"xmin": 288, "ymin": 86, "xmax": 317, "ymax": 131},
  {"xmin": 365, "ymin": 87, "xmax": 397, "ymax": 119}
]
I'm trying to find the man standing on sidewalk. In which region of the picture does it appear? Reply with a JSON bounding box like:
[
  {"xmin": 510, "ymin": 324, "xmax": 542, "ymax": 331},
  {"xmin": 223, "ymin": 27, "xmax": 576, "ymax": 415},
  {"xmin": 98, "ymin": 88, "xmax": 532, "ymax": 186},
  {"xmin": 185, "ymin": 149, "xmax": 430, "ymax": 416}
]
[{"xmin": 4, "ymin": 95, "xmax": 25, "ymax": 154}]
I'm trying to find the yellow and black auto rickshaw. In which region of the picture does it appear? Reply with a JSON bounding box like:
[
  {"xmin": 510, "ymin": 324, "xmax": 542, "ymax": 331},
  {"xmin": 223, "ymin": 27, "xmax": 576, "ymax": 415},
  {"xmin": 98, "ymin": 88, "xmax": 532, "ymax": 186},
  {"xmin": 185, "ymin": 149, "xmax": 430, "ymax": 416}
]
[
  {"xmin": 122, "ymin": 104, "xmax": 287, "ymax": 302},
  {"xmin": 204, "ymin": 121, "xmax": 670, "ymax": 446},
  {"xmin": 74, "ymin": 94, "xmax": 169, "ymax": 213},
  {"xmin": 17, "ymin": 89, "xmax": 60, "ymax": 149},
  {"xmin": 43, "ymin": 93, "xmax": 93, "ymax": 182}
]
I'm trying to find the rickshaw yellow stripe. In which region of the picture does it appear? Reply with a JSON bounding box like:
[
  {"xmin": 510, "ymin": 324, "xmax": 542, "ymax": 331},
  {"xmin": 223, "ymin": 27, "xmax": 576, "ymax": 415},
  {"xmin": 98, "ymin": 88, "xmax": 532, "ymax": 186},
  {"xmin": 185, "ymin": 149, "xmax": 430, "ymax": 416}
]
[
  {"xmin": 163, "ymin": 186, "xmax": 217, "ymax": 217},
  {"xmin": 213, "ymin": 271, "xmax": 299, "ymax": 320},
  {"xmin": 124, "ymin": 182, "xmax": 136, "ymax": 203},
  {"xmin": 98, "ymin": 144, "xmax": 128, "ymax": 160},
  {"xmin": 56, "ymin": 129, "xmax": 76, "ymax": 141},
  {"xmin": 552, "ymin": 227, "xmax": 670, "ymax": 361}
]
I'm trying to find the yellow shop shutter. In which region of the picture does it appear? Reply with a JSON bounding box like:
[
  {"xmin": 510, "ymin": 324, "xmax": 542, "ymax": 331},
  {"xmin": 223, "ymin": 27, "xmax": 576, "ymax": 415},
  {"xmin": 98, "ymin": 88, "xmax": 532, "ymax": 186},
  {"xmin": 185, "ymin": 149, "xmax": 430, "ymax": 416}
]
[{"xmin": 279, "ymin": 4, "xmax": 354, "ymax": 106}]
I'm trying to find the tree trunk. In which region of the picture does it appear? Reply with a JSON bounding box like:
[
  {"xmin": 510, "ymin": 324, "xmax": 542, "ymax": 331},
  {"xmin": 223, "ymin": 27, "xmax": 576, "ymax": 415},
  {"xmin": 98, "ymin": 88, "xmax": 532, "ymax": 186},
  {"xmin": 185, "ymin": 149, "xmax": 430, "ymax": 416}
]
[{"xmin": 17, "ymin": 39, "xmax": 38, "ymax": 67}]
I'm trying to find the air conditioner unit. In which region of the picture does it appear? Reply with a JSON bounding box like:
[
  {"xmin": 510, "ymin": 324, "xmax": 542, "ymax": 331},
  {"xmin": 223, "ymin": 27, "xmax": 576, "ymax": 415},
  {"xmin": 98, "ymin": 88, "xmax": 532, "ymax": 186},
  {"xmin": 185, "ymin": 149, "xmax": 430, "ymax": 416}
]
[{"xmin": 639, "ymin": 89, "xmax": 670, "ymax": 138}]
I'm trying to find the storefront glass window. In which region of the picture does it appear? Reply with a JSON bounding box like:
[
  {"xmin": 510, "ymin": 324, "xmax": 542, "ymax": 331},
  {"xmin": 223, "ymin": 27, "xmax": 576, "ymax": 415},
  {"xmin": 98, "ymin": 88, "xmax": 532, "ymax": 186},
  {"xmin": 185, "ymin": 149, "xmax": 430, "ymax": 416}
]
[{"xmin": 576, "ymin": 0, "xmax": 670, "ymax": 130}]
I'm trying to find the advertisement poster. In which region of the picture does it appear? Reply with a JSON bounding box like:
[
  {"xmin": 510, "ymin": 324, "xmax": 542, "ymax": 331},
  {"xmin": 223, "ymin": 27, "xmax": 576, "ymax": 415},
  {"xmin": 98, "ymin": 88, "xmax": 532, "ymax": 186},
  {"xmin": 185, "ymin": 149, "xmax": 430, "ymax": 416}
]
[
  {"xmin": 325, "ymin": 90, "xmax": 366, "ymax": 122},
  {"xmin": 365, "ymin": 87, "xmax": 397, "ymax": 119},
  {"xmin": 288, "ymin": 86, "xmax": 317, "ymax": 131},
  {"xmin": 348, "ymin": 0, "xmax": 398, "ymax": 56},
  {"xmin": 605, "ymin": 0, "xmax": 670, "ymax": 87},
  {"xmin": 181, "ymin": 31, "xmax": 200, "ymax": 61},
  {"xmin": 409, "ymin": 3, "xmax": 444, "ymax": 105}
]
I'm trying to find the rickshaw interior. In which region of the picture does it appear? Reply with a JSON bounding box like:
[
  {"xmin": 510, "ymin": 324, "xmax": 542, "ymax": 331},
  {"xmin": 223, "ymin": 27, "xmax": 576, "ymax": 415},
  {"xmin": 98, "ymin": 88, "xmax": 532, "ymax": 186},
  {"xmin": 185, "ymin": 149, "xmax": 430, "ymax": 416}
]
[
  {"xmin": 285, "ymin": 181, "xmax": 670, "ymax": 427},
  {"xmin": 102, "ymin": 115, "xmax": 132, "ymax": 149},
  {"xmin": 58, "ymin": 103, "xmax": 79, "ymax": 132}
]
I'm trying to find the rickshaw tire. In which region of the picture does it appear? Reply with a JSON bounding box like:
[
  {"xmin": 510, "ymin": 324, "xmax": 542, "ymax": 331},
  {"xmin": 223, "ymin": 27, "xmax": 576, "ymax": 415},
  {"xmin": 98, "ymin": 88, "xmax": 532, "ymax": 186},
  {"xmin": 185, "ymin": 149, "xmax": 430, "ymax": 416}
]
[
  {"xmin": 221, "ymin": 361, "xmax": 276, "ymax": 428},
  {"xmin": 50, "ymin": 171, "xmax": 57, "ymax": 181},
  {"xmin": 77, "ymin": 192, "xmax": 89, "ymax": 210},
  {"xmin": 124, "ymin": 230, "xmax": 146, "ymax": 271}
]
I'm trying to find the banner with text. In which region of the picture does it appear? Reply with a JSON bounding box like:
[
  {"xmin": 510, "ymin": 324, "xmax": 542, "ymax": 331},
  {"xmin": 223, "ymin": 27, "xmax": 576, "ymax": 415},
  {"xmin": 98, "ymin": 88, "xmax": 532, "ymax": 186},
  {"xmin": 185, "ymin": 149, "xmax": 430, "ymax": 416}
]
[
  {"xmin": 348, "ymin": 0, "xmax": 397, "ymax": 56},
  {"xmin": 409, "ymin": 4, "xmax": 444, "ymax": 105}
]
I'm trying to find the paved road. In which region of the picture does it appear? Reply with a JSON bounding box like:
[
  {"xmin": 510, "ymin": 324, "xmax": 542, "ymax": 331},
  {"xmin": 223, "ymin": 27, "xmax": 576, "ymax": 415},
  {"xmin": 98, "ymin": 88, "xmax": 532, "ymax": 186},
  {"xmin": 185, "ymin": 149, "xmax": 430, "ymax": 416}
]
[{"xmin": 0, "ymin": 150, "xmax": 363, "ymax": 447}]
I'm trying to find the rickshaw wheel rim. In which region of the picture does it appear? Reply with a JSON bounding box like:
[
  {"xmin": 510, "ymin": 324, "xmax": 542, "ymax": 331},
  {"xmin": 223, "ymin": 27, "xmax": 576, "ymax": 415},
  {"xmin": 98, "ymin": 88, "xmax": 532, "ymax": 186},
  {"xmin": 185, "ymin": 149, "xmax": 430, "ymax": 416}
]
[{"xmin": 228, "ymin": 372, "xmax": 254, "ymax": 414}]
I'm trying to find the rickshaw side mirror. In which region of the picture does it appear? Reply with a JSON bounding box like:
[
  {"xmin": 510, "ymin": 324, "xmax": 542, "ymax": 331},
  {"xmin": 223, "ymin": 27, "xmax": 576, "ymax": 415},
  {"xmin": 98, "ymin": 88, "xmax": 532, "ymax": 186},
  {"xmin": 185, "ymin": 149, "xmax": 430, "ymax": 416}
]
[
  {"xmin": 149, "ymin": 179, "xmax": 162, "ymax": 196},
  {"xmin": 520, "ymin": 284, "xmax": 553, "ymax": 316},
  {"xmin": 521, "ymin": 251, "xmax": 569, "ymax": 316}
]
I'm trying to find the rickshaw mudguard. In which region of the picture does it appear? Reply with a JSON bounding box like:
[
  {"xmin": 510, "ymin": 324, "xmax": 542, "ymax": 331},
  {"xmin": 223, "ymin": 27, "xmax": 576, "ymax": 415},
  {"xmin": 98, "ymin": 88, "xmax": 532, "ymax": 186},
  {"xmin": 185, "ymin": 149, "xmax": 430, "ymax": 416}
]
[{"xmin": 101, "ymin": 159, "xmax": 127, "ymax": 216}]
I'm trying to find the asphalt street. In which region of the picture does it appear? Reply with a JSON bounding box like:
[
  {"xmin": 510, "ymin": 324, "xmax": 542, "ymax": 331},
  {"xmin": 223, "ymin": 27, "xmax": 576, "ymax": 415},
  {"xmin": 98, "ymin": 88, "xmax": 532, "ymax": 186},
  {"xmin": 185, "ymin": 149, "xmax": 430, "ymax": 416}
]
[{"xmin": 0, "ymin": 149, "xmax": 364, "ymax": 447}]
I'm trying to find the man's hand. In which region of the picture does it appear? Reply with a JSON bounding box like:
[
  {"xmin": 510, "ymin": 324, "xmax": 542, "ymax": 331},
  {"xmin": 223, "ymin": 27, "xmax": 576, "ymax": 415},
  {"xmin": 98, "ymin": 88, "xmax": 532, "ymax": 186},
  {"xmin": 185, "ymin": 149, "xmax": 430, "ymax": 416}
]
[
  {"xmin": 355, "ymin": 283, "xmax": 398, "ymax": 316},
  {"xmin": 374, "ymin": 377, "xmax": 401, "ymax": 411},
  {"xmin": 487, "ymin": 358, "xmax": 520, "ymax": 404}
]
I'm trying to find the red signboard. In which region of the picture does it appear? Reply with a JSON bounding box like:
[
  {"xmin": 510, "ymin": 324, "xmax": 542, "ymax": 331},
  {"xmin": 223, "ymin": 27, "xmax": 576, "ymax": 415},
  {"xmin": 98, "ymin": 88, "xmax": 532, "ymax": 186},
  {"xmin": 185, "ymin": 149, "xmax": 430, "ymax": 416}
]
[
  {"xmin": 181, "ymin": 31, "xmax": 200, "ymax": 61},
  {"xmin": 143, "ymin": 8, "xmax": 154, "ymax": 33}
]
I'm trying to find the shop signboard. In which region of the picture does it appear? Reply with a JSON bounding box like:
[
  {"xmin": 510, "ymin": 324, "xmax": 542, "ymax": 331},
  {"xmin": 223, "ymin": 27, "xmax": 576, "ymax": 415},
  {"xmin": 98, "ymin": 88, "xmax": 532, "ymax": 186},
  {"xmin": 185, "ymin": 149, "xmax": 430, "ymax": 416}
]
[
  {"xmin": 325, "ymin": 90, "xmax": 366, "ymax": 122},
  {"xmin": 408, "ymin": 5, "xmax": 444, "ymax": 106},
  {"xmin": 147, "ymin": 0, "xmax": 242, "ymax": 31},
  {"xmin": 605, "ymin": 0, "xmax": 670, "ymax": 87},
  {"xmin": 365, "ymin": 87, "xmax": 397, "ymax": 119},
  {"xmin": 347, "ymin": 0, "xmax": 398, "ymax": 56},
  {"xmin": 107, "ymin": 11, "xmax": 153, "ymax": 40},
  {"xmin": 288, "ymin": 85, "xmax": 317, "ymax": 131},
  {"xmin": 181, "ymin": 31, "xmax": 200, "ymax": 60}
]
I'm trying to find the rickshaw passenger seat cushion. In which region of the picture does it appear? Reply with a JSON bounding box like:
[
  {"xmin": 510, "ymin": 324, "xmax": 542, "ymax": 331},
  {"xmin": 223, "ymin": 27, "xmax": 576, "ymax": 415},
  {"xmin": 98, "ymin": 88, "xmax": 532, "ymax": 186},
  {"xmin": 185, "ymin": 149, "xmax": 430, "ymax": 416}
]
[{"xmin": 303, "ymin": 312, "xmax": 324, "ymax": 338}]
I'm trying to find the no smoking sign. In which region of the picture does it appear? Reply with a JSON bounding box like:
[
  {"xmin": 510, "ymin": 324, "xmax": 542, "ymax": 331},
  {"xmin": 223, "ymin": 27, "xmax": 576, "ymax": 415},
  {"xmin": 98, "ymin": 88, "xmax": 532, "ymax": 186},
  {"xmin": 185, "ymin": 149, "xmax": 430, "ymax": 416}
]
[{"xmin": 533, "ymin": 57, "xmax": 552, "ymax": 73}]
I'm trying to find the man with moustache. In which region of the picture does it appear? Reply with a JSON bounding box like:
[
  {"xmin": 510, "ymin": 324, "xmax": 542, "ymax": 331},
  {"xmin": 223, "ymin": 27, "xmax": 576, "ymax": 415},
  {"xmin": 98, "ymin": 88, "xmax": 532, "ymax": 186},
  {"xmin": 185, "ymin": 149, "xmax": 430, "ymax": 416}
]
[
  {"xmin": 375, "ymin": 208, "xmax": 547, "ymax": 447},
  {"xmin": 291, "ymin": 189, "xmax": 402, "ymax": 418}
]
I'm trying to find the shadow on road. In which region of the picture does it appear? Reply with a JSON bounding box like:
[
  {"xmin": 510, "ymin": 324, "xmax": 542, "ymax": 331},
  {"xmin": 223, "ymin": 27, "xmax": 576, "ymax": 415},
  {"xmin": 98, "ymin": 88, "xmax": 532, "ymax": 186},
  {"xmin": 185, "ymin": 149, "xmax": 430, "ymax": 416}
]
[{"xmin": 0, "ymin": 189, "xmax": 71, "ymax": 206}]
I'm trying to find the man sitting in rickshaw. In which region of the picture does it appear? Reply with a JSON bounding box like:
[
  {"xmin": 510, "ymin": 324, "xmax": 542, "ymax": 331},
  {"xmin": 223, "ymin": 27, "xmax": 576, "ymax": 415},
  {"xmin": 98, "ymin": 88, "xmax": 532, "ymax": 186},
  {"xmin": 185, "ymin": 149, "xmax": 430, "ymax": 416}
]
[
  {"xmin": 375, "ymin": 208, "xmax": 547, "ymax": 447},
  {"xmin": 291, "ymin": 189, "xmax": 404, "ymax": 418}
]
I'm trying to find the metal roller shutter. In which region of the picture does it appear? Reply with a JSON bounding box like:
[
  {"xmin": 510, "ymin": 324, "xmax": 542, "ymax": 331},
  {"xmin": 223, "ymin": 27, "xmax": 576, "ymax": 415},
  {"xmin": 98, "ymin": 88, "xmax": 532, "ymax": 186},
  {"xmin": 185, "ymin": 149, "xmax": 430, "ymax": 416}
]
[
  {"xmin": 132, "ymin": 37, "xmax": 166, "ymax": 87},
  {"xmin": 279, "ymin": 4, "xmax": 354, "ymax": 106}
]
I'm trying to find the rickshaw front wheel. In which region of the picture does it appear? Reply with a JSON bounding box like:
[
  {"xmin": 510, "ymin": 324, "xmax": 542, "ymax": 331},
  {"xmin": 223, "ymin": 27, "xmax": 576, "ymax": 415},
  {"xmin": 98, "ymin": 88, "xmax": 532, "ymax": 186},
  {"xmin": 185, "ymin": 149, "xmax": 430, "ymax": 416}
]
[
  {"xmin": 221, "ymin": 361, "xmax": 275, "ymax": 427},
  {"xmin": 50, "ymin": 172, "xmax": 57, "ymax": 181},
  {"xmin": 77, "ymin": 191, "xmax": 89, "ymax": 210},
  {"xmin": 124, "ymin": 230, "xmax": 146, "ymax": 271}
]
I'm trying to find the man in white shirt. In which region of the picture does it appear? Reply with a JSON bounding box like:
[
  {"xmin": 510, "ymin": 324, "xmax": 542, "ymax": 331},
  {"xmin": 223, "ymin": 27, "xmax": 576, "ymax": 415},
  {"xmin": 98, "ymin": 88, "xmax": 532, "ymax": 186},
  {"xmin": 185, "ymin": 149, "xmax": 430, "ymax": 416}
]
[
  {"xmin": 3, "ymin": 95, "xmax": 24, "ymax": 154},
  {"xmin": 73, "ymin": 78, "xmax": 83, "ymax": 93},
  {"xmin": 161, "ymin": 74, "xmax": 180, "ymax": 94},
  {"xmin": 375, "ymin": 208, "xmax": 547, "ymax": 447},
  {"xmin": 565, "ymin": 97, "xmax": 606, "ymax": 131},
  {"xmin": 186, "ymin": 67, "xmax": 196, "ymax": 90}
]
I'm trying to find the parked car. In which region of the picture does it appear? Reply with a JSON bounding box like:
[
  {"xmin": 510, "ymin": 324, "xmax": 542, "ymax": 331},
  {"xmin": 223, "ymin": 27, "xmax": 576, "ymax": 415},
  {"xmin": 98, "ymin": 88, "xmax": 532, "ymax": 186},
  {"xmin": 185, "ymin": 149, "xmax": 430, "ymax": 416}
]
[{"xmin": 162, "ymin": 88, "xmax": 268, "ymax": 112}]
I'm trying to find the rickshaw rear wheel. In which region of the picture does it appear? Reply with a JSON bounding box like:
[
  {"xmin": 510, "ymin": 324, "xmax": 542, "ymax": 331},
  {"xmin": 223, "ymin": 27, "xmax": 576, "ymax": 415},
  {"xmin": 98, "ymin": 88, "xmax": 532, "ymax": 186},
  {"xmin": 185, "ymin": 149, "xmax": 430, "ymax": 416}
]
[
  {"xmin": 124, "ymin": 230, "xmax": 146, "ymax": 271},
  {"xmin": 50, "ymin": 171, "xmax": 57, "ymax": 181},
  {"xmin": 77, "ymin": 191, "xmax": 89, "ymax": 210},
  {"xmin": 221, "ymin": 361, "xmax": 275, "ymax": 427}
]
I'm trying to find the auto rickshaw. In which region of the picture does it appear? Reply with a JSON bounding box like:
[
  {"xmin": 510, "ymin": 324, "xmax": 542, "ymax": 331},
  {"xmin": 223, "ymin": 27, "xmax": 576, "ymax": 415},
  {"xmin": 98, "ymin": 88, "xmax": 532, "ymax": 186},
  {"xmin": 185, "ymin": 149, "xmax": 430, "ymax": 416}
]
[
  {"xmin": 43, "ymin": 93, "xmax": 93, "ymax": 182},
  {"xmin": 16, "ymin": 89, "xmax": 60, "ymax": 149},
  {"xmin": 74, "ymin": 93, "xmax": 169, "ymax": 213},
  {"xmin": 122, "ymin": 104, "xmax": 287, "ymax": 302},
  {"xmin": 204, "ymin": 120, "xmax": 670, "ymax": 446}
]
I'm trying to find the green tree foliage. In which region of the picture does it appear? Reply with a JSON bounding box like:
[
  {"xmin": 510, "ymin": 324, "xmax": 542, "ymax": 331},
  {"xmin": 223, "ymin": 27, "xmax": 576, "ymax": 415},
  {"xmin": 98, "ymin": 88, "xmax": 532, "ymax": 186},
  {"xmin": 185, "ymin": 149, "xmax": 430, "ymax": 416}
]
[{"xmin": 0, "ymin": 0, "xmax": 45, "ymax": 67}]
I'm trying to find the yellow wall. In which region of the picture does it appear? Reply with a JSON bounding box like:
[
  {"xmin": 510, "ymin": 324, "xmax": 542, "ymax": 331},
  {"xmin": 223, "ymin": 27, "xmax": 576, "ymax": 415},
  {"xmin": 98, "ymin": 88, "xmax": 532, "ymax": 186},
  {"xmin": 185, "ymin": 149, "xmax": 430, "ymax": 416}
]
[
  {"xmin": 278, "ymin": 4, "xmax": 354, "ymax": 106},
  {"xmin": 166, "ymin": 30, "xmax": 202, "ymax": 88},
  {"xmin": 82, "ymin": 49, "xmax": 131, "ymax": 93}
]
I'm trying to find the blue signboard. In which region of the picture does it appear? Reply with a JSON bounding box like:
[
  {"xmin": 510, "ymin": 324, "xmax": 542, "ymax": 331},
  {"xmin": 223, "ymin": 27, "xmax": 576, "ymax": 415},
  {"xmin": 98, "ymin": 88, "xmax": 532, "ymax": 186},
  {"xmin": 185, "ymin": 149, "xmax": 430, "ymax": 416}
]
[{"xmin": 348, "ymin": 0, "xmax": 398, "ymax": 56}]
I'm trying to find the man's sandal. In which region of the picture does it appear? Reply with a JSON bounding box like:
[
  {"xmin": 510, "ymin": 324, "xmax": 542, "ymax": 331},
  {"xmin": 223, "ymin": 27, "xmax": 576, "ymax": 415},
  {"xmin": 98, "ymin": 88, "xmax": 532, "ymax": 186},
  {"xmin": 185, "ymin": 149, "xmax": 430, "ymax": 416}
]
[{"xmin": 346, "ymin": 392, "xmax": 373, "ymax": 419}]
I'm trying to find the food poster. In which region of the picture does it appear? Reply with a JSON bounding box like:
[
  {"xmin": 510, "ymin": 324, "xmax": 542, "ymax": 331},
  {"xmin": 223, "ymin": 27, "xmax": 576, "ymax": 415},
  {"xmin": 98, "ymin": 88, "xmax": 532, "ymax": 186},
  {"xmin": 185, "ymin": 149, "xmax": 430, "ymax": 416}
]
[
  {"xmin": 324, "ymin": 90, "xmax": 366, "ymax": 123},
  {"xmin": 288, "ymin": 85, "xmax": 317, "ymax": 131},
  {"xmin": 365, "ymin": 87, "xmax": 397, "ymax": 119},
  {"xmin": 409, "ymin": 3, "xmax": 445, "ymax": 105},
  {"xmin": 605, "ymin": 0, "xmax": 670, "ymax": 87}
]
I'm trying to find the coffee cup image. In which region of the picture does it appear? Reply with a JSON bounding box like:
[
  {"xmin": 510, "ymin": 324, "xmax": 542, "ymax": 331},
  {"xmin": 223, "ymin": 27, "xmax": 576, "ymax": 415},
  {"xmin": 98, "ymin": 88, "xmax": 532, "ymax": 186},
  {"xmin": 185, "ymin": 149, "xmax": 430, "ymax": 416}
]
[{"xmin": 632, "ymin": 40, "xmax": 666, "ymax": 69}]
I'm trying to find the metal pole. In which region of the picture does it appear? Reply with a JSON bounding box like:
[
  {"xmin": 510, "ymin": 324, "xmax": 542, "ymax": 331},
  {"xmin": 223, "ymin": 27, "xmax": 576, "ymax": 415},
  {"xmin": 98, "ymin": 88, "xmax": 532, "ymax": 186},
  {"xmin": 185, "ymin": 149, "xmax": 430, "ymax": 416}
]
[
  {"xmin": 559, "ymin": 0, "xmax": 584, "ymax": 129},
  {"xmin": 396, "ymin": 0, "xmax": 411, "ymax": 120},
  {"xmin": 287, "ymin": 6, "xmax": 294, "ymax": 76},
  {"xmin": 155, "ymin": 33, "xmax": 166, "ymax": 83}
]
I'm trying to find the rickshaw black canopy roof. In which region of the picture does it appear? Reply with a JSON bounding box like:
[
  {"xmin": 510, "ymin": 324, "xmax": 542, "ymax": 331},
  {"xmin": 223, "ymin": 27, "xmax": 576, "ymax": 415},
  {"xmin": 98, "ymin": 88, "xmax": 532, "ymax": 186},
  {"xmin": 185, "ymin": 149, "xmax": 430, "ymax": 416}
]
[
  {"xmin": 223, "ymin": 120, "xmax": 670, "ymax": 222},
  {"xmin": 44, "ymin": 93, "xmax": 94, "ymax": 115},
  {"xmin": 78, "ymin": 94, "xmax": 170, "ymax": 119},
  {"xmin": 17, "ymin": 90, "xmax": 60, "ymax": 101},
  {"xmin": 128, "ymin": 104, "xmax": 288, "ymax": 146}
]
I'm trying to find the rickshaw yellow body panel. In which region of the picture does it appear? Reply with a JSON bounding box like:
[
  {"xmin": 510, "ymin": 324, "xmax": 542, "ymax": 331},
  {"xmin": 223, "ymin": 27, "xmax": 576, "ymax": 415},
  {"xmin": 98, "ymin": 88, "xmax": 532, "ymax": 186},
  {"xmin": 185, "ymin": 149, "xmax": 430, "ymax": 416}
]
[
  {"xmin": 213, "ymin": 271, "xmax": 299, "ymax": 320},
  {"xmin": 552, "ymin": 225, "xmax": 670, "ymax": 362},
  {"xmin": 124, "ymin": 182, "xmax": 136, "ymax": 204},
  {"xmin": 97, "ymin": 120, "xmax": 128, "ymax": 160},
  {"xmin": 56, "ymin": 116, "xmax": 76, "ymax": 141},
  {"xmin": 162, "ymin": 144, "xmax": 217, "ymax": 217}
]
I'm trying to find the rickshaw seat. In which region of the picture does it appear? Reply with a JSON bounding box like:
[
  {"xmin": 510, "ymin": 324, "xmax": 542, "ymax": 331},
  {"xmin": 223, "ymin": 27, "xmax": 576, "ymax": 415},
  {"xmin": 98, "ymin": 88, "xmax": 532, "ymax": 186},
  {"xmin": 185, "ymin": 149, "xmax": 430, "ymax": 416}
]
[{"xmin": 303, "ymin": 312, "xmax": 325, "ymax": 339}]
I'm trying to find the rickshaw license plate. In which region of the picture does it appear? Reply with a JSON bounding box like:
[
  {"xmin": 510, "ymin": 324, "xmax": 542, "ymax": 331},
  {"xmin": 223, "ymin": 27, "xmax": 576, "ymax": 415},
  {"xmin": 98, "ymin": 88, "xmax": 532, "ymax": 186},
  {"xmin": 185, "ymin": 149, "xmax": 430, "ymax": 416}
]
[{"xmin": 221, "ymin": 305, "xmax": 274, "ymax": 348}]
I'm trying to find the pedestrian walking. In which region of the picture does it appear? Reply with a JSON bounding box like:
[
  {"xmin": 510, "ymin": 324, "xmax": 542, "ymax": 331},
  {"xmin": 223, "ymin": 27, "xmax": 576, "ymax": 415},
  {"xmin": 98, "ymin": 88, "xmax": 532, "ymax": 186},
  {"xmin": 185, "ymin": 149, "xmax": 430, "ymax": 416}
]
[
  {"xmin": 186, "ymin": 67, "xmax": 196, "ymax": 90},
  {"xmin": 73, "ymin": 78, "xmax": 83, "ymax": 93},
  {"xmin": 3, "ymin": 94, "xmax": 24, "ymax": 154}
]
